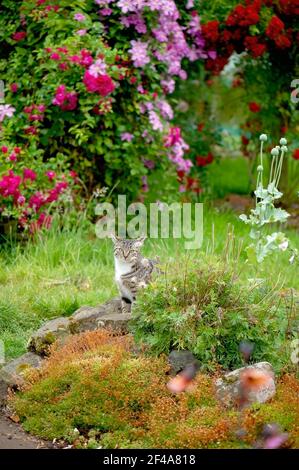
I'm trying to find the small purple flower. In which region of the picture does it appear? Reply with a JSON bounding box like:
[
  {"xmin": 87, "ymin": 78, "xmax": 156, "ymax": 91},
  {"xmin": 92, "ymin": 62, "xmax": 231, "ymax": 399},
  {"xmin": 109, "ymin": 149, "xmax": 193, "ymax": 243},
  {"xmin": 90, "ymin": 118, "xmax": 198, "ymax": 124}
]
[
  {"xmin": 143, "ymin": 159, "xmax": 155, "ymax": 170},
  {"xmin": 121, "ymin": 132, "xmax": 134, "ymax": 142},
  {"xmin": 148, "ymin": 110, "xmax": 163, "ymax": 132},
  {"xmin": 0, "ymin": 104, "xmax": 16, "ymax": 122},
  {"xmin": 76, "ymin": 29, "xmax": 87, "ymax": 36},
  {"xmin": 156, "ymin": 100, "xmax": 173, "ymax": 120},
  {"xmin": 161, "ymin": 78, "xmax": 175, "ymax": 94},
  {"xmin": 74, "ymin": 13, "xmax": 86, "ymax": 22},
  {"xmin": 129, "ymin": 40, "xmax": 150, "ymax": 68},
  {"xmin": 186, "ymin": 0, "xmax": 194, "ymax": 8},
  {"xmin": 88, "ymin": 59, "xmax": 107, "ymax": 77},
  {"xmin": 208, "ymin": 50, "xmax": 217, "ymax": 60},
  {"xmin": 99, "ymin": 8, "xmax": 113, "ymax": 16},
  {"xmin": 117, "ymin": 0, "xmax": 135, "ymax": 14}
]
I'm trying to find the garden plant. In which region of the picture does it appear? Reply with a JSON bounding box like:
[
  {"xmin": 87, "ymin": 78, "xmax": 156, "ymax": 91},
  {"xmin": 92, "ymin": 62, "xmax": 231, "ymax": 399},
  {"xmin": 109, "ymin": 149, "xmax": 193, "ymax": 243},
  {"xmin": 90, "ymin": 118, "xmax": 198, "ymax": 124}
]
[{"xmin": 0, "ymin": 0, "xmax": 298, "ymax": 457}]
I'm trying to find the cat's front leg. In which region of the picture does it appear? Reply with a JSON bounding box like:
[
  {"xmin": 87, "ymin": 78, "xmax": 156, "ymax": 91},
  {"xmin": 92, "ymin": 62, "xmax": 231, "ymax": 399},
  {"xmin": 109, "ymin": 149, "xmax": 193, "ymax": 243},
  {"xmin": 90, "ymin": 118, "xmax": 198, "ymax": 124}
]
[{"xmin": 120, "ymin": 296, "xmax": 132, "ymax": 314}]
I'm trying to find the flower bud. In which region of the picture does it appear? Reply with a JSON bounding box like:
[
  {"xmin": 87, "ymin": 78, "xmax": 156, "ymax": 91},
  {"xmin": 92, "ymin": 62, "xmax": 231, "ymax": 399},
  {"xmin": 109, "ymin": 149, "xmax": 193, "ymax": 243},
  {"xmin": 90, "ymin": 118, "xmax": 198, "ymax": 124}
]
[
  {"xmin": 271, "ymin": 148, "xmax": 279, "ymax": 157},
  {"xmin": 259, "ymin": 134, "xmax": 267, "ymax": 142},
  {"xmin": 279, "ymin": 138, "xmax": 287, "ymax": 146},
  {"xmin": 257, "ymin": 165, "xmax": 263, "ymax": 172}
]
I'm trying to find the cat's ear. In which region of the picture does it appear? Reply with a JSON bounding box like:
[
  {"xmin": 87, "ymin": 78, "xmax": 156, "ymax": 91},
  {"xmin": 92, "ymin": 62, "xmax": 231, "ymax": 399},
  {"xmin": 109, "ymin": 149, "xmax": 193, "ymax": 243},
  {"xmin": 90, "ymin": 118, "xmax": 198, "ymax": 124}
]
[
  {"xmin": 110, "ymin": 233, "xmax": 118, "ymax": 243},
  {"xmin": 134, "ymin": 236, "xmax": 146, "ymax": 248}
]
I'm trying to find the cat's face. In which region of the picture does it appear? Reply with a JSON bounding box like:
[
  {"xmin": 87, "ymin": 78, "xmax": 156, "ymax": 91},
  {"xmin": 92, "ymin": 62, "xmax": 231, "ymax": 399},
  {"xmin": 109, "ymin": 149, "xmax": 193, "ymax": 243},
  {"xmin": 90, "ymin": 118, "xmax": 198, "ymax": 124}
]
[{"xmin": 111, "ymin": 236, "xmax": 145, "ymax": 263}]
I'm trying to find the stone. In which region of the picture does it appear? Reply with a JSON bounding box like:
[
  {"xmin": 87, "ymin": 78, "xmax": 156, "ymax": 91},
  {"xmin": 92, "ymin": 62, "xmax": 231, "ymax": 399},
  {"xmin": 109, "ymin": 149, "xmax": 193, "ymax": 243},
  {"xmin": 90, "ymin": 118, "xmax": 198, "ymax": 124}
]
[
  {"xmin": 28, "ymin": 317, "xmax": 70, "ymax": 355},
  {"xmin": 97, "ymin": 313, "xmax": 131, "ymax": 335},
  {"xmin": 215, "ymin": 362, "xmax": 276, "ymax": 408},
  {"xmin": 69, "ymin": 298, "xmax": 122, "ymax": 334},
  {"xmin": 0, "ymin": 353, "xmax": 43, "ymax": 403},
  {"xmin": 27, "ymin": 298, "xmax": 128, "ymax": 356},
  {"xmin": 168, "ymin": 350, "xmax": 197, "ymax": 375}
]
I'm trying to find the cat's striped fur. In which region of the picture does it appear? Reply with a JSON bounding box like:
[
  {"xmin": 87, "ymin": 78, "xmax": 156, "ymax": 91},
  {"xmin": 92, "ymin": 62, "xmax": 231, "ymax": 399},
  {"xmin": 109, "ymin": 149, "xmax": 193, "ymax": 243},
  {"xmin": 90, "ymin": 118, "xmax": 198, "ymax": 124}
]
[{"xmin": 111, "ymin": 236, "xmax": 156, "ymax": 314}]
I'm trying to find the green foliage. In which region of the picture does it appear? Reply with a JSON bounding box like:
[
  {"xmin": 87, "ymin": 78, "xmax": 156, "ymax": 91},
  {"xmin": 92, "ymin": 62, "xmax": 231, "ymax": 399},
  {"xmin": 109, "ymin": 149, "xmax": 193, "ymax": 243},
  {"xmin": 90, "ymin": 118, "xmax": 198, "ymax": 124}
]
[
  {"xmin": 240, "ymin": 136, "xmax": 296, "ymax": 263},
  {"xmin": 131, "ymin": 256, "xmax": 293, "ymax": 371}
]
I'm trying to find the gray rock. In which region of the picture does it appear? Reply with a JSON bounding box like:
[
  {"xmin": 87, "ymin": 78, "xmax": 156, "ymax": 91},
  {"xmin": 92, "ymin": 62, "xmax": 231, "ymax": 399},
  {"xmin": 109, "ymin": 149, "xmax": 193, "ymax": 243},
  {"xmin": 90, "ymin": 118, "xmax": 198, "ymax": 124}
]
[
  {"xmin": 97, "ymin": 313, "xmax": 131, "ymax": 334},
  {"xmin": 215, "ymin": 362, "xmax": 276, "ymax": 408},
  {"xmin": 69, "ymin": 298, "xmax": 122, "ymax": 334},
  {"xmin": 168, "ymin": 350, "xmax": 197, "ymax": 375},
  {"xmin": 0, "ymin": 353, "xmax": 43, "ymax": 403},
  {"xmin": 28, "ymin": 298, "xmax": 127, "ymax": 356},
  {"xmin": 28, "ymin": 317, "xmax": 70, "ymax": 356}
]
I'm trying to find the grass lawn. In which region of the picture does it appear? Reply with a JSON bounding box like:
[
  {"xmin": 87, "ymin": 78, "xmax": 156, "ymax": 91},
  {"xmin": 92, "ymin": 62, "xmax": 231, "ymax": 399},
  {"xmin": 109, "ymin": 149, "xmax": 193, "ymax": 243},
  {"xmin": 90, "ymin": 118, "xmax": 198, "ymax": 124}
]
[{"xmin": 0, "ymin": 205, "xmax": 298, "ymax": 361}]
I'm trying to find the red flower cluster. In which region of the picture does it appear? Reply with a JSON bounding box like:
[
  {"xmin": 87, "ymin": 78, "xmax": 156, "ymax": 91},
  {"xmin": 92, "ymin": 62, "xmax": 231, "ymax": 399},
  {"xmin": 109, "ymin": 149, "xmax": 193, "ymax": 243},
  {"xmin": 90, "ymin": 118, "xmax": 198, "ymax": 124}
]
[
  {"xmin": 52, "ymin": 85, "xmax": 78, "ymax": 111},
  {"xmin": 201, "ymin": 21, "xmax": 220, "ymax": 45},
  {"xmin": 244, "ymin": 36, "xmax": 267, "ymax": 57},
  {"xmin": 11, "ymin": 31, "xmax": 26, "ymax": 41},
  {"xmin": 226, "ymin": 4, "xmax": 260, "ymax": 28},
  {"xmin": 205, "ymin": 57, "xmax": 229, "ymax": 75},
  {"xmin": 292, "ymin": 149, "xmax": 299, "ymax": 160},
  {"xmin": 24, "ymin": 104, "xmax": 46, "ymax": 122},
  {"xmin": 177, "ymin": 171, "xmax": 202, "ymax": 194},
  {"xmin": 83, "ymin": 71, "xmax": 115, "ymax": 97},
  {"xmin": 242, "ymin": 135, "xmax": 250, "ymax": 146},
  {"xmin": 265, "ymin": 16, "xmax": 292, "ymax": 49},
  {"xmin": 46, "ymin": 47, "xmax": 93, "ymax": 69},
  {"xmin": 249, "ymin": 102, "xmax": 261, "ymax": 113},
  {"xmin": 202, "ymin": 1, "xmax": 297, "ymax": 74},
  {"xmin": 266, "ymin": 16, "xmax": 284, "ymax": 39},
  {"xmin": 279, "ymin": 0, "xmax": 299, "ymax": 16},
  {"xmin": 196, "ymin": 153, "xmax": 214, "ymax": 167}
]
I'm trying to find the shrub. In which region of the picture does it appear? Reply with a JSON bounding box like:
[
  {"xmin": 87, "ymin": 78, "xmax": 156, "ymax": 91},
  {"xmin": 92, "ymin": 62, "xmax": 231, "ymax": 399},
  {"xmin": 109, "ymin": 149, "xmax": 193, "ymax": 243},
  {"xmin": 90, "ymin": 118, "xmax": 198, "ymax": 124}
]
[
  {"xmin": 131, "ymin": 256, "xmax": 293, "ymax": 371},
  {"xmin": 0, "ymin": 0, "xmax": 205, "ymax": 205},
  {"xmin": 0, "ymin": 144, "xmax": 75, "ymax": 232},
  {"xmin": 11, "ymin": 331, "xmax": 299, "ymax": 448}
]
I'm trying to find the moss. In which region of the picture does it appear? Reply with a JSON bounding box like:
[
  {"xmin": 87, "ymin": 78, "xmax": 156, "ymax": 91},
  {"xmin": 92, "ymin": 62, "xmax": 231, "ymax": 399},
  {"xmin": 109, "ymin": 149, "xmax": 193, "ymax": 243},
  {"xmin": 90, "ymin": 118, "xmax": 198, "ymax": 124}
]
[{"xmin": 10, "ymin": 331, "xmax": 299, "ymax": 449}]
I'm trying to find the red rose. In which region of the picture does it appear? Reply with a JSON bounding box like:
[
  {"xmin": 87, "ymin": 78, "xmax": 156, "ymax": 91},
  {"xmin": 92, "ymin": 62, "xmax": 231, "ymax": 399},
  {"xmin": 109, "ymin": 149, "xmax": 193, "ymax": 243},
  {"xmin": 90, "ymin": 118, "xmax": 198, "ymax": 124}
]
[
  {"xmin": 275, "ymin": 34, "xmax": 291, "ymax": 49},
  {"xmin": 266, "ymin": 16, "xmax": 284, "ymax": 40},
  {"xmin": 196, "ymin": 153, "xmax": 214, "ymax": 167},
  {"xmin": 279, "ymin": 0, "xmax": 299, "ymax": 16},
  {"xmin": 196, "ymin": 156, "xmax": 207, "ymax": 167},
  {"xmin": 205, "ymin": 56, "xmax": 229, "ymax": 75},
  {"xmin": 249, "ymin": 102, "xmax": 261, "ymax": 113},
  {"xmin": 202, "ymin": 21, "xmax": 220, "ymax": 44},
  {"xmin": 11, "ymin": 31, "xmax": 27, "ymax": 41},
  {"xmin": 177, "ymin": 170, "xmax": 185, "ymax": 182},
  {"xmin": 222, "ymin": 30, "xmax": 233, "ymax": 43},
  {"xmin": 226, "ymin": 5, "xmax": 259, "ymax": 28},
  {"xmin": 292, "ymin": 149, "xmax": 299, "ymax": 160},
  {"xmin": 244, "ymin": 36, "xmax": 267, "ymax": 57},
  {"xmin": 242, "ymin": 136, "xmax": 250, "ymax": 146}
]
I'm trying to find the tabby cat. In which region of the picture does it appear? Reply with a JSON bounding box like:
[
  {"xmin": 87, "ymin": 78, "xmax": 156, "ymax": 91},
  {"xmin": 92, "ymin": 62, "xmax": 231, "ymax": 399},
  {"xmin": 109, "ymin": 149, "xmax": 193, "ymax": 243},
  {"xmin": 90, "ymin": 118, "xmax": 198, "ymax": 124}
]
[{"xmin": 111, "ymin": 235, "xmax": 156, "ymax": 314}]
